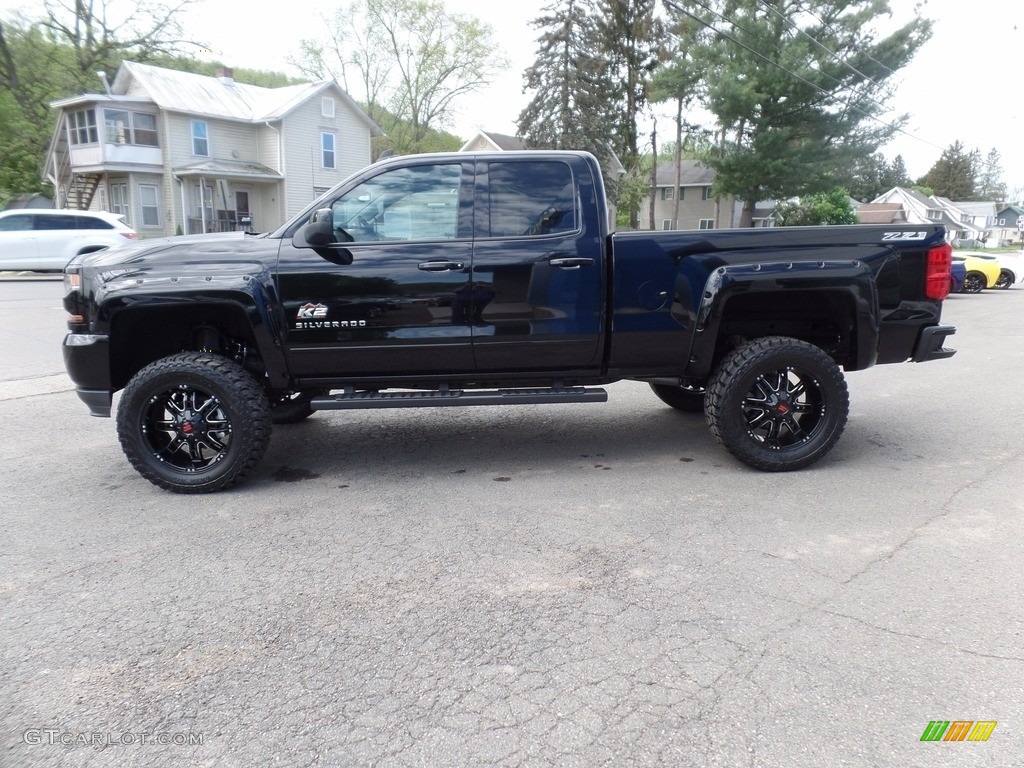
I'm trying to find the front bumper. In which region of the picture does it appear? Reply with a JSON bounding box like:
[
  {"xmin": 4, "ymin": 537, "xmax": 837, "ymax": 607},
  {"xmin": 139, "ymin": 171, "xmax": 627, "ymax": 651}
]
[
  {"xmin": 62, "ymin": 333, "xmax": 113, "ymax": 416},
  {"xmin": 911, "ymin": 324, "xmax": 957, "ymax": 363}
]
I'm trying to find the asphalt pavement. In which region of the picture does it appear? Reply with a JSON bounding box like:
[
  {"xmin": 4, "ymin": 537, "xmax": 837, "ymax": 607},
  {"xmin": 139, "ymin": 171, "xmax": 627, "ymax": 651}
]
[{"xmin": 1, "ymin": 281, "xmax": 1021, "ymax": 767}]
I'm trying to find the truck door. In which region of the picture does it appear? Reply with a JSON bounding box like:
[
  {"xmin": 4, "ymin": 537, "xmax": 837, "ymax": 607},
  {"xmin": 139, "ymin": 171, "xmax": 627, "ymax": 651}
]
[
  {"xmin": 470, "ymin": 158, "xmax": 604, "ymax": 372},
  {"xmin": 276, "ymin": 159, "xmax": 476, "ymax": 377}
]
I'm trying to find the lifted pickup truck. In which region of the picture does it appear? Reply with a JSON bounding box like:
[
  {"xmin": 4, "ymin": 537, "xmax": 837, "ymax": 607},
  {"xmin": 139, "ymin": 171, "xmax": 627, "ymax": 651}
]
[{"xmin": 62, "ymin": 151, "xmax": 956, "ymax": 492}]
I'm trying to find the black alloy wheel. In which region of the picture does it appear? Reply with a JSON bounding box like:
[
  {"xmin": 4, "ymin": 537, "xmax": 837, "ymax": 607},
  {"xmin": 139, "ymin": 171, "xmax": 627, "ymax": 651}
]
[
  {"xmin": 116, "ymin": 353, "xmax": 271, "ymax": 493},
  {"xmin": 705, "ymin": 336, "xmax": 849, "ymax": 471},
  {"xmin": 962, "ymin": 271, "xmax": 986, "ymax": 293},
  {"xmin": 995, "ymin": 269, "xmax": 1013, "ymax": 289}
]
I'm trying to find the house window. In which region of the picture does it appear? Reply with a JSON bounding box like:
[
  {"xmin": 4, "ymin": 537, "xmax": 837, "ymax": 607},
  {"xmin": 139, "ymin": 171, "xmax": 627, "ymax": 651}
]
[
  {"xmin": 678, "ymin": 187, "xmax": 685, "ymax": 200},
  {"xmin": 322, "ymin": 132, "xmax": 336, "ymax": 169},
  {"xmin": 999, "ymin": 218, "xmax": 1006, "ymax": 225},
  {"xmin": 103, "ymin": 110, "xmax": 159, "ymax": 146},
  {"xmin": 191, "ymin": 120, "xmax": 209, "ymax": 156},
  {"xmin": 110, "ymin": 183, "xmax": 130, "ymax": 225},
  {"xmin": 662, "ymin": 219, "xmax": 672, "ymax": 230},
  {"xmin": 322, "ymin": 97, "xmax": 335, "ymax": 118},
  {"xmin": 698, "ymin": 219, "xmax": 715, "ymax": 230},
  {"xmin": 927, "ymin": 210, "xmax": 942, "ymax": 220},
  {"xmin": 69, "ymin": 109, "xmax": 98, "ymax": 144},
  {"xmin": 138, "ymin": 184, "xmax": 160, "ymax": 227},
  {"xmin": 661, "ymin": 187, "xmax": 674, "ymax": 201},
  {"xmin": 133, "ymin": 114, "xmax": 158, "ymax": 146},
  {"xmin": 194, "ymin": 183, "xmax": 214, "ymax": 223},
  {"xmin": 702, "ymin": 186, "xmax": 713, "ymax": 200}
]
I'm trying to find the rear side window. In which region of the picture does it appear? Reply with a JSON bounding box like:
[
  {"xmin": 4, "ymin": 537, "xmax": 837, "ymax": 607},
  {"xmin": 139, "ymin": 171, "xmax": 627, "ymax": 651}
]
[
  {"xmin": 74, "ymin": 216, "xmax": 113, "ymax": 230},
  {"xmin": 0, "ymin": 214, "xmax": 33, "ymax": 232},
  {"xmin": 484, "ymin": 161, "xmax": 577, "ymax": 239},
  {"xmin": 33, "ymin": 215, "xmax": 80, "ymax": 231}
]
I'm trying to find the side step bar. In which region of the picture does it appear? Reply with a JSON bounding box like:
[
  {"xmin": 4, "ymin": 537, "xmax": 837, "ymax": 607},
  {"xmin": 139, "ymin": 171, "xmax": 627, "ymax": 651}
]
[{"xmin": 310, "ymin": 386, "xmax": 608, "ymax": 411}]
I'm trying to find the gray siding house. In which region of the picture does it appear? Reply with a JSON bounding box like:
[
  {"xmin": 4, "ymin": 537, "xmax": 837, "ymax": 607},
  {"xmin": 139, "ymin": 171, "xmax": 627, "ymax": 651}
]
[{"xmin": 45, "ymin": 62, "xmax": 381, "ymax": 237}]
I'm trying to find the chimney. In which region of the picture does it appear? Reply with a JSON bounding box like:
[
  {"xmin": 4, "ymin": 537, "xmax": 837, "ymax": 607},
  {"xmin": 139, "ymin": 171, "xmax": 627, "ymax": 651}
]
[{"xmin": 216, "ymin": 66, "xmax": 234, "ymax": 85}]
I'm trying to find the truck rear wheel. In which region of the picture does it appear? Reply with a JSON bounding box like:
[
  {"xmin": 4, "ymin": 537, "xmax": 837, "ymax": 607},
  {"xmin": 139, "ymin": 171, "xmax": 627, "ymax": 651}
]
[
  {"xmin": 704, "ymin": 337, "xmax": 849, "ymax": 472},
  {"xmin": 649, "ymin": 382, "xmax": 706, "ymax": 412},
  {"xmin": 116, "ymin": 352, "xmax": 271, "ymax": 493}
]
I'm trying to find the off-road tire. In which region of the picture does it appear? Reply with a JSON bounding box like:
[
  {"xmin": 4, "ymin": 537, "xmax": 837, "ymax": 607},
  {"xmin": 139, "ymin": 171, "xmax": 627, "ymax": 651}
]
[
  {"xmin": 116, "ymin": 352, "xmax": 271, "ymax": 493},
  {"xmin": 649, "ymin": 382, "xmax": 707, "ymax": 413},
  {"xmin": 704, "ymin": 336, "xmax": 849, "ymax": 472}
]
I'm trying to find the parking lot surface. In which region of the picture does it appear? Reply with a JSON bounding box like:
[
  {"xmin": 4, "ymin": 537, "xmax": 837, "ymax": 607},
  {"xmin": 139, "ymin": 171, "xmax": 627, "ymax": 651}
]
[{"xmin": 1, "ymin": 282, "xmax": 1022, "ymax": 767}]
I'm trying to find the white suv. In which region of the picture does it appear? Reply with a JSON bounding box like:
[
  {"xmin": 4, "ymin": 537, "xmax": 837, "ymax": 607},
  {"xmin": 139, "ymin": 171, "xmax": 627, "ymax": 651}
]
[{"xmin": 0, "ymin": 209, "xmax": 137, "ymax": 272}]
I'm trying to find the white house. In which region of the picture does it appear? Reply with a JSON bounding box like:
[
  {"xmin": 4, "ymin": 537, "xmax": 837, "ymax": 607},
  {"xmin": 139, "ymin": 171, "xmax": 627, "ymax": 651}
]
[{"xmin": 45, "ymin": 62, "xmax": 382, "ymax": 237}]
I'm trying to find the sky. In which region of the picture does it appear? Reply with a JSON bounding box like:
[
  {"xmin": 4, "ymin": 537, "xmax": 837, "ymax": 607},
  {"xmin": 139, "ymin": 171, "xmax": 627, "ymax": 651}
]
[{"xmin": 2, "ymin": 0, "xmax": 1021, "ymax": 194}]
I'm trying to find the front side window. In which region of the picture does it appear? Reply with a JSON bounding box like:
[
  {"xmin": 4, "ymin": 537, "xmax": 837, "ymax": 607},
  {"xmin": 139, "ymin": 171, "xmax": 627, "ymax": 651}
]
[
  {"xmin": 191, "ymin": 120, "xmax": 209, "ymax": 156},
  {"xmin": 139, "ymin": 185, "xmax": 160, "ymax": 226},
  {"xmin": 329, "ymin": 163, "xmax": 463, "ymax": 242},
  {"xmin": 321, "ymin": 132, "xmax": 336, "ymax": 169},
  {"xmin": 484, "ymin": 161, "xmax": 577, "ymax": 238}
]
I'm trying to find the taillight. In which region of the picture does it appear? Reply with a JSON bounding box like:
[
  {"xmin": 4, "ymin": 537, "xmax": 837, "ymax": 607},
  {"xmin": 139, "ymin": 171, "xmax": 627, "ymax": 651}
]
[
  {"xmin": 925, "ymin": 243, "xmax": 952, "ymax": 300},
  {"xmin": 120, "ymin": 232, "xmax": 138, "ymax": 239}
]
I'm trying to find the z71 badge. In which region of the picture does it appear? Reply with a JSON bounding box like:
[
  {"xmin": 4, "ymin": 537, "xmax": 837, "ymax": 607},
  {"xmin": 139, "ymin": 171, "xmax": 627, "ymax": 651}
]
[
  {"xmin": 295, "ymin": 303, "xmax": 366, "ymax": 329},
  {"xmin": 882, "ymin": 231, "xmax": 928, "ymax": 241}
]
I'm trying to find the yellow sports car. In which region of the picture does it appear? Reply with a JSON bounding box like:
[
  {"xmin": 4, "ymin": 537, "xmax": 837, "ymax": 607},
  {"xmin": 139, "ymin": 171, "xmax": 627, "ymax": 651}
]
[{"xmin": 953, "ymin": 254, "xmax": 1001, "ymax": 293}]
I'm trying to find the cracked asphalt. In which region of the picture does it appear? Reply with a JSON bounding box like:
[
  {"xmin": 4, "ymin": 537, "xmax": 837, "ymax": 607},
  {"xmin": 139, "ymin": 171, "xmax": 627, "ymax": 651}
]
[{"xmin": 1, "ymin": 280, "xmax": 1021, "ymax": 767}]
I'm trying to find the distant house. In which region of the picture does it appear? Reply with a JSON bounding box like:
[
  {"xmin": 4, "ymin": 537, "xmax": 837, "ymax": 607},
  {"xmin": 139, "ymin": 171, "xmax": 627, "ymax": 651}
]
[
  {"xmin": 855, "ymin": 203, "xmax": 908, "ymax": 224},
  {"xmin": 647, "ymin": 159, "xmax": 737, "ymax": 230},
  {"xmin": 459, "ymin": 130, "xmax": 527, "ymax": 152},
  {"xmin": 869, "ymin": 187, "xmax": 1004, "ymax": 247},
  {"xmin": 992, "ymin": 204, "xmax": 1024, "ymax": 245},
  {"xmin": 44, "ymin": 62, "xmax": 381, "ymax": 237}
]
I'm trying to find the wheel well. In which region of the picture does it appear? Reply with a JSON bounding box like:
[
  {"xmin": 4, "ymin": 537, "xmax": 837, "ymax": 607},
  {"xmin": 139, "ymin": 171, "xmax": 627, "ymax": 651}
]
[
  {"xmin": 109, "ymin": 304, "xmax": 262, "ymax": 391},
  {"xmin": 714, "ymin": 290, "xmax": 856, "ymax": 369}
]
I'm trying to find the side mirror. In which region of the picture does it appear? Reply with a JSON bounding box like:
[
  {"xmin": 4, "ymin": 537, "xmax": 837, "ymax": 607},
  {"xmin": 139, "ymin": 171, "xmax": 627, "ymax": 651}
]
[{"xmin": 300, "ymin": 208, "xmax": 334, "ymax": 247}]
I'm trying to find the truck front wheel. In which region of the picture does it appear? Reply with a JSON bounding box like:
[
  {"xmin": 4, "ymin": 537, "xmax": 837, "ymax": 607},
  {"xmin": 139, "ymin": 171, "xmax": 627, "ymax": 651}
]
[
  {"xmin": 116, "ymin": 352, "xmax": 271, "ymax": 493},
  {"xmin": 704, "ymin": 337, "xmax": 849, "ymax": 472}
]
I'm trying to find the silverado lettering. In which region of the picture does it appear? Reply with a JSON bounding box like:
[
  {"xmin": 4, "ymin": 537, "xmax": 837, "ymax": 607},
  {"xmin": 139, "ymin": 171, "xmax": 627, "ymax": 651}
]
[{"xmin": 61, "ymin": 151, "xmax": 956, "ymax": 493}]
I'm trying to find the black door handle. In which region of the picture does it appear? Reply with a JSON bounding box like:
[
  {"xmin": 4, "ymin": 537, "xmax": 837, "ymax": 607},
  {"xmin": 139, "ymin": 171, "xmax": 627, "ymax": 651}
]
[
  {"xmin": 549, "ymin": 257, "xmax": 595, "ymax": 269},
  {"xmin": 418, "ymin": 261, "xmax": 465, "ymax": 272}
]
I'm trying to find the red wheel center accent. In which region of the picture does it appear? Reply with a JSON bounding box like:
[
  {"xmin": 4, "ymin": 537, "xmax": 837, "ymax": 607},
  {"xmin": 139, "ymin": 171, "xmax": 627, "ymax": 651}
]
[
  {"xmin": 181, "ymin": 422, "xmax": 194, "ymax": 435},
  {"xmin": 776, "ymin": 403, "xmax": 790, "ymax": 415}
]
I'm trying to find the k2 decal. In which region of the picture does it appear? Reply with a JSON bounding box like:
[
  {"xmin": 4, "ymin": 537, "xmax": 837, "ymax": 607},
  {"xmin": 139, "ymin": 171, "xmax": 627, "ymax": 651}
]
[{"xmin": 294, "ymin": 302, "xmax": 367, "ymax": 330}]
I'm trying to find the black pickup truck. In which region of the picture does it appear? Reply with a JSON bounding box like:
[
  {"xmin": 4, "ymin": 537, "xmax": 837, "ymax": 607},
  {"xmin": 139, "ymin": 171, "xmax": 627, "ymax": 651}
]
[{"xmin": 62, "ymin": 151, "xmax": 956, "ymax": 492}]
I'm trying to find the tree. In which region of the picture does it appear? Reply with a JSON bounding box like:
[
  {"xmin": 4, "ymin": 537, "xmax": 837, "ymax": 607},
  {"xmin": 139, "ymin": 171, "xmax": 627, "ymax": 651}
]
[
  {"xmin": 667, "ymin": 0, "xmax": 931, "ymax": 226},
  {"xmin": 774, "ymin": 188, "xmax": 858, "ymax": 226},
  {"xmin": 594, "ymin": 0, "xmax": 664, "ymax": 227},
  {"xmin": 0, "ymin": 0, "xmax": 202, "ymax": 203},
  {"xmin": 518, "ymin": 1, "xmax": 619, "ymax": 188},
  {"xmin": 975, "ymin": 147, "xmax": 1007, "ymax": 202},
  {"xmin": 292, "ymin": 0, "xmax": 506, "ymax": 155},
  {"xmin": 843, "ymin": 152, "xmax": 912, "ymax": 202},
  {"xmin": 917, "ymin": 140, "xmax": 977, "ymax": 200},
  {"xmin": 649, "ymin": 13, "xmax": 704, "ymax": 229}
]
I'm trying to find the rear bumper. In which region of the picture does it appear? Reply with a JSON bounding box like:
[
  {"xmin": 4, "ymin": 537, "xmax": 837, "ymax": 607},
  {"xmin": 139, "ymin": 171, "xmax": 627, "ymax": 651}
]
[{"xmin": 911, "ymin": 324, "xmax": 957, "ymax": 363}]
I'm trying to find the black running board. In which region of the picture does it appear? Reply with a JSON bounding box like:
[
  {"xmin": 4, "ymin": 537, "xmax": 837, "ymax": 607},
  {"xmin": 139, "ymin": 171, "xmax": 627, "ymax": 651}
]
[{"xmin": 310, "ymin": 386, "xmax": 608, "ymax": 411}]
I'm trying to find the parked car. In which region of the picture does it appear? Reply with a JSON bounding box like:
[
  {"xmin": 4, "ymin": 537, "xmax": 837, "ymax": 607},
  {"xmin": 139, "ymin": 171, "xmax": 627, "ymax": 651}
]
[
  {"xmin": 979, "ymin": 251, "xmax": 1024, "ymax": 289},
  {"xmin": 953, "ymin": 254, "xmax": 1001, "ymax": 293},
  {"xmin": 949, "ymin": 259, "xmax": 966, "ymax": 293},
  {"xmin": 0, "ymin": 210, "xmax": 137, "ymax": 272}
]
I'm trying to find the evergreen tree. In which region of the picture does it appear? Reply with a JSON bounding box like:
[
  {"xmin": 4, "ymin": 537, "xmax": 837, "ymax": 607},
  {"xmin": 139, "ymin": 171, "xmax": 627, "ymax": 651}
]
[
  {"xmin": 518, "ymin": 1, "xmax": 614, "ymax": 153},
  {"xmin": 917, "ymin": 141, "xmax": 977, "ymax": 200},
  {"xmin": 668, "ymin": 0, "xmax": 931, "ymax": 226},
  {"xmin": 594, "ymin": 0, "xmax": 664, "ymax": 227},
  {"xmin": 975, "ymin": 147, "xmax": 1007, "ymax": 202}
]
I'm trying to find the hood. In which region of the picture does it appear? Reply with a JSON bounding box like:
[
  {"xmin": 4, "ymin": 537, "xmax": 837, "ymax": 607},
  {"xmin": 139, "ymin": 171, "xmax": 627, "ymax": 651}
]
[{"xmin": 72, "ymin": 230, "xmax": 272, "ymax": 271}]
